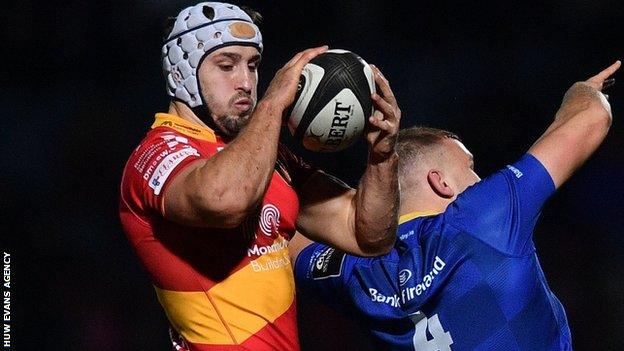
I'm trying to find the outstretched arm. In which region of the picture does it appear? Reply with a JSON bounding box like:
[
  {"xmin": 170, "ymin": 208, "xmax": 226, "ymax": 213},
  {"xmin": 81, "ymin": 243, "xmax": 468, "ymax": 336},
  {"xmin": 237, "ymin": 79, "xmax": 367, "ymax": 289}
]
[
  {"xmin": 296, "ymin": 65, "xmax": 400, "ymax": 256},
  {"xmin": 529, "ymin": 61, "xmax": 620, "ymax": 189},
  {"xmin": 163, "ymin": 46, "xmax": 328, "ymax": 228}
]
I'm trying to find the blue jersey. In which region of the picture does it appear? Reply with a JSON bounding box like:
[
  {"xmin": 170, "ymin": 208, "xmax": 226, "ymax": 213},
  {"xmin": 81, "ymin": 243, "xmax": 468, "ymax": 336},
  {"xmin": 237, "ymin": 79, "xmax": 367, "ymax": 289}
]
[{"xmin": 295, "ymin": 154, "xmax": 572, "ymax": 350}]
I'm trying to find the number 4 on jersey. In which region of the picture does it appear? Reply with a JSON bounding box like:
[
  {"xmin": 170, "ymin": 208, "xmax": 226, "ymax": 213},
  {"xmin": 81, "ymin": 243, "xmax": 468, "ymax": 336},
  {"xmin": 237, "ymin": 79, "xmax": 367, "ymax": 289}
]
[{"xmin": 410, "ymin": 311, "xmax": 453, "ymax": 351}]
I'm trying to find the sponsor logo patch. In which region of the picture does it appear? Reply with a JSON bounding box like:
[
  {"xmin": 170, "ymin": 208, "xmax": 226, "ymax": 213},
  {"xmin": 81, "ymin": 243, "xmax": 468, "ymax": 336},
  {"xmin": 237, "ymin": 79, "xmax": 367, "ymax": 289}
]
[
  {"xmin": 250, "ymin": 253, "xmax": 291, "ymax": 272},
  {"xmin": 401, "ymin": 256, "xmax": 446, "ymax": 304},
  {"xmin": 399, "ymin": 230, "xmax": 415, "ymax": 240},
  {"xmin": 311, "ymin": 247, "xmax": 346, "ymax": 280},
  {"xmin": 148, "ymin": 147, "xmax": 199, "ymax": 195},
  {"xmin": 247, "ymin": 239, "xmax": 289, "ymax": 257},
  {"xmin": 399, "ymin": 269, "xmax": 413, "ymax": 286},
  {"xmin": 506, "ymin": 164, "xmax": 523, "ymax": 178},
  {"xmin": 259, "ymin": 204, "xmax": 280, "ymax": 236},
  {"xmin": 369, "ymin": 288, "xmax": 401, "ymax": 307},
  {"xmin": 161, "ymin": 134, "xmax": 189, "ymax": 149}
]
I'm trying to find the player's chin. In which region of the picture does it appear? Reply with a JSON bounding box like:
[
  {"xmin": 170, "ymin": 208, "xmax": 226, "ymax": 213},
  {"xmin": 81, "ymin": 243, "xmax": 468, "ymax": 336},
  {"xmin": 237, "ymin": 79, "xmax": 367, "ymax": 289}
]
[
  {"xmin": 234, "ymin": 111, "xmax": 252, "ymax": 125},
  {"xmin": 236, "ymin": 114, "xmax": 252, "ymax": 131},
  {"xmin": 218, "ymin": 114, "xmax": 251, "ymax": 136}
]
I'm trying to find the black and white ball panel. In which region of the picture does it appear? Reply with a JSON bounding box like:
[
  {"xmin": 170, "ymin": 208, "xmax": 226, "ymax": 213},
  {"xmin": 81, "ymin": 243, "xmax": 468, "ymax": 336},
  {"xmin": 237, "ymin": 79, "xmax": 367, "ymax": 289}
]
[{"xmin": 288, "ymin": 49, "xmax": 375, "ymax": 152}]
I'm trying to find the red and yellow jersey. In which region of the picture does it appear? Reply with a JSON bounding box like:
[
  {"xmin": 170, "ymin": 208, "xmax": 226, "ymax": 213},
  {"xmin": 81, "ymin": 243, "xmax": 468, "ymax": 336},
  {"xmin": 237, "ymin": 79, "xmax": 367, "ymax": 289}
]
[{"xmin": 120, "ymin": 113, "xmax": 314, "ymax": 350}]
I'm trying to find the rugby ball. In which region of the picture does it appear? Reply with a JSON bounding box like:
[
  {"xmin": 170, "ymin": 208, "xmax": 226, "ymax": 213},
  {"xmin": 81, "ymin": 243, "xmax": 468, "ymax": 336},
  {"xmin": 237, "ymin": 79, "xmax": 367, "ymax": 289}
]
[{"xmin": 287, "ymin": 49, "xmax": 375, "ymax": 152}]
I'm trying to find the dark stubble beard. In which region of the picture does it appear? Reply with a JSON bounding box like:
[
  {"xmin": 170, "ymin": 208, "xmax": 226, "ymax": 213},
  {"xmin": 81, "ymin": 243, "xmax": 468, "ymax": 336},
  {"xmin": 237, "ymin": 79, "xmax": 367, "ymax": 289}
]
[
  {"xmin": 210, "ymin": 92, "xmax": 255, "ymax": 138},
  {"xmin": 215, "ymin": 111, "xmax": 252, "ymax": 137}
]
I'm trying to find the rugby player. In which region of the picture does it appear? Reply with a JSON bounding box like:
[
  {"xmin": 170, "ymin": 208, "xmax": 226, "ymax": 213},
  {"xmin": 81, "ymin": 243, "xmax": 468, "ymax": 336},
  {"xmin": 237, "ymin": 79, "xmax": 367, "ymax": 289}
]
[
  {"xmin": 119, "ymin": 2, "xmax": 400, "ymax": 350},
  {"xmin": 292, "ymin": 61, "xmax": 620, "ymax": 350}
]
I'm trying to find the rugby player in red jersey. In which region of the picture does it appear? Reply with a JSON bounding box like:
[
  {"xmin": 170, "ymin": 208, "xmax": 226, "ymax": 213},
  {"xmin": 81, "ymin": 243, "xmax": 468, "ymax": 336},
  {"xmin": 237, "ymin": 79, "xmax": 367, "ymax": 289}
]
[{"xmin": 119, "ymin": 2, "xmax": 400, "ymax": 350}]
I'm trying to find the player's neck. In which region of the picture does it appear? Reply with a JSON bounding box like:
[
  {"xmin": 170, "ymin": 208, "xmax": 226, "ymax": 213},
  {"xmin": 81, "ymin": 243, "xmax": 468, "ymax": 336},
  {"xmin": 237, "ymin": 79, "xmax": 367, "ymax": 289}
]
[
  {"xmin": 168, "ymin": 101, "xmax": 211, "ymax": 130},
  {"xmin": 399, "ymin": 195, "xmax": 448, "ymax": 218}
]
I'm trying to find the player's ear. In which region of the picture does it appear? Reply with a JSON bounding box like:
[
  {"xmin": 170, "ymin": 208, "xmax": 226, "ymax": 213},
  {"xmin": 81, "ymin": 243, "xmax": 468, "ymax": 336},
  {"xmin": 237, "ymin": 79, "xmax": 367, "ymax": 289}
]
[{"xmin": 427, "ymin": 169, "xmax": 455, "ymax": 199}]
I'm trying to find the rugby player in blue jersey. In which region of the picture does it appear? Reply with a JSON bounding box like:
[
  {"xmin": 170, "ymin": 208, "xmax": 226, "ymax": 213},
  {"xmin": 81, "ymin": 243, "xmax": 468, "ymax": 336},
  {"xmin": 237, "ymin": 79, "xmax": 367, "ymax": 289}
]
[{"xmin": 291, "ymin": 61, "xmax": 620, "ymax": 350}]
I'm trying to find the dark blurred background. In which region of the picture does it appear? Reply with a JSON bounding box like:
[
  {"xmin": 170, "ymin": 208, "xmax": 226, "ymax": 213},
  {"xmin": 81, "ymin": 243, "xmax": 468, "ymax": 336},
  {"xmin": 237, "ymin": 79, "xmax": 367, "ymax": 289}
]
[{"xmin": 3, "ymin": 0, "xmax": 623, "ymax": 350}]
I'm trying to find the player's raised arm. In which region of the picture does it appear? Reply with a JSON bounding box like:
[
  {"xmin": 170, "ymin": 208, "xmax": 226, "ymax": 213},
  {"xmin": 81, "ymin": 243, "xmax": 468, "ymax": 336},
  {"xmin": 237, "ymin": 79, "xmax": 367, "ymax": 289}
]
[
  {"xmin": 296, "ymin": 65, "xmax": 400, "ymax": 256},
  {"xmin": 529, "ymin": 60, "xmax": 620, "ymax": 188},
  {"xmin": 164, "ymin": 46, "xmax": 328, "ymax": 228}
]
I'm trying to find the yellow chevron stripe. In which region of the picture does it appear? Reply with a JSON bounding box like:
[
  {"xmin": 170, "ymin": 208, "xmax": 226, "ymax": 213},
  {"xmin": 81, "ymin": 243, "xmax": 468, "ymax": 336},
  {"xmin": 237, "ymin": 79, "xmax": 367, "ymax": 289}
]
[{"xmin": 155, "ymin": 239, "xmax": 295, "ymax": 344}]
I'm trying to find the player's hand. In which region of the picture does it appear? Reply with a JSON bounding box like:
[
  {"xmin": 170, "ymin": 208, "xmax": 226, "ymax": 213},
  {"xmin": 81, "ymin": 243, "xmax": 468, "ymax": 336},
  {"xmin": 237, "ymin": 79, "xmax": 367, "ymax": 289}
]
[
  {"xmin": 367, "ymin": 65, "xmax": 401, "ymax": 163},
  {"xmin": 258, "ymin": 45, "xmax": 328, "ymax": 119},
  {"xmin": 586, "ymin": 60, "xmax": 621, "ymax": 92},
  {"xmin": 558, "ymin": 60, "xmax": 621, "ymax": 118}
]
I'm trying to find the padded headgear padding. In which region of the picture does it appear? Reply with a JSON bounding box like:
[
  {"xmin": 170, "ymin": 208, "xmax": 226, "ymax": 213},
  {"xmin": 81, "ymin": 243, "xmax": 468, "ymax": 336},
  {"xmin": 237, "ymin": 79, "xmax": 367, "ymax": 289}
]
[{"xmin": 162, "ymin": 2, "xmax": 263, "ymax": 108}]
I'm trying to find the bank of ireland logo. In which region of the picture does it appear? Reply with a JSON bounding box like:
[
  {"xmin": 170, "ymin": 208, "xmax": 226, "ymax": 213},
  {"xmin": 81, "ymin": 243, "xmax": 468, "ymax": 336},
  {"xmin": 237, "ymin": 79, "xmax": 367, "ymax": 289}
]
[
  {"xmin": 259, "ymin": 204, "xmax": 280, "ymax": 236},
  {"xmin": 399, "ymin": 269, "xmax": 413, "ymax": 286}
]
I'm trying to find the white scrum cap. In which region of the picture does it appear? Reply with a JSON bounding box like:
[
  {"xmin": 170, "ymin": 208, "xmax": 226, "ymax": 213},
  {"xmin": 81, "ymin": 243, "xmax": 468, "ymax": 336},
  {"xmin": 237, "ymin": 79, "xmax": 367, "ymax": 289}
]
[{"xmin": 162, "ymin": 2, "xmax": 263, "ymax": 108}]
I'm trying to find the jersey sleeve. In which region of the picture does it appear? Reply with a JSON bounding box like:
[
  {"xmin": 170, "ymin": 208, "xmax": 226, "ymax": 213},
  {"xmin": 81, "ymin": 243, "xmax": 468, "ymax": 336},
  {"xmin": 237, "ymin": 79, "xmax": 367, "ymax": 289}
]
[
  {"xmin": 294, "ymin": 242, "xmax": 357, "ymax": 313},
  {"xmin": 445, "ymin": 153, "xmax": 556, "ymax": 256},
  {"xmin": 121, "ymin": 129, "xmax": 209, "ymax": 216}
]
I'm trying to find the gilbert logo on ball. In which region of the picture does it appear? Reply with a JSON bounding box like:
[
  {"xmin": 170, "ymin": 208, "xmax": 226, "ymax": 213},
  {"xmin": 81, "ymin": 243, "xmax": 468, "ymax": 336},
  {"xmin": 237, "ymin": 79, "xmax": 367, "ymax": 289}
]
[{"xmin": 288, "ymin": 49, "xmax": 375, "ymax": 152}]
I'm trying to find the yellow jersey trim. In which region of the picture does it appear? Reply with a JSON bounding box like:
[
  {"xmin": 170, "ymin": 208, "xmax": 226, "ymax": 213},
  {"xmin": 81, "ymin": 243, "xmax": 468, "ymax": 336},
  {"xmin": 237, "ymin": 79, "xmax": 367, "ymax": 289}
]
[
  {"xmin": 399, "ymin": 211, "xmax": 442, "ymax": 224},
  {"xmin": 152, "ymin": 113, "xmax": 217, "ymax": 143}
]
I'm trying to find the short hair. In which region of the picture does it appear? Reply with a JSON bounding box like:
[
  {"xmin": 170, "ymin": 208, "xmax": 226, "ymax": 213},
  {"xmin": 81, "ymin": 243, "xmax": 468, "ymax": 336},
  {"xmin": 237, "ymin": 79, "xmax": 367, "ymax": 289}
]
[
  {"xmin": 396, "ymin": 126, "xmax": 461, "ymax": 182},
  {"xmin": 240, "ymin": 6, "xmax": 263, "ymax": 24},
  {"xmin": 162, "ymin": 5, "xmax": 263, "ymax": 41}
]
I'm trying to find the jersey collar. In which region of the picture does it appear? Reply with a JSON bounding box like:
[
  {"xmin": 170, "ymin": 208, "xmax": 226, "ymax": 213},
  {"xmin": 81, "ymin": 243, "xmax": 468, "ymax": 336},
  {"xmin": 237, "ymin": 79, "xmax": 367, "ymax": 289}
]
[
  {"xmin": 399, "ymin": 211, "xmax": 441, "ymax": 224},
  {"xmin": 152, "ymin": 113, "xmax": 217, "ymax": 143}
]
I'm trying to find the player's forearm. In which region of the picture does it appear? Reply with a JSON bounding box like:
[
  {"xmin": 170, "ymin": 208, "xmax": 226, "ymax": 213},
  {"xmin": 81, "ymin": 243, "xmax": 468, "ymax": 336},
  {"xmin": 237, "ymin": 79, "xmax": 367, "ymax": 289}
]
[
  {"xmin": 353, "ymin": 152, "xmax": 399, "ymax": 255},
  {"xmin": 529, "ymin": 84, "xmax": 612, "ymax": 188},
  {"xmin": 190, "ymin": 101, "xmax": 284, "ymax": 225}
]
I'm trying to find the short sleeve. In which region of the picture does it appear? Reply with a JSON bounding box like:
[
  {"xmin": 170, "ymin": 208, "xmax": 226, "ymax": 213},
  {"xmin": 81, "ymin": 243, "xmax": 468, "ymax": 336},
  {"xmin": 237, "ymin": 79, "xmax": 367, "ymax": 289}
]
[
  {"xmin": 445, "ymin": 154, "xmax": 556, "ymax": 256},
  {"xmin": 121, "ymin": 129, "xmax": 208, "ymax": 216},
  {"xmin": 294, "ymin": 243, "xmax": 356, "ymax": 313}
]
